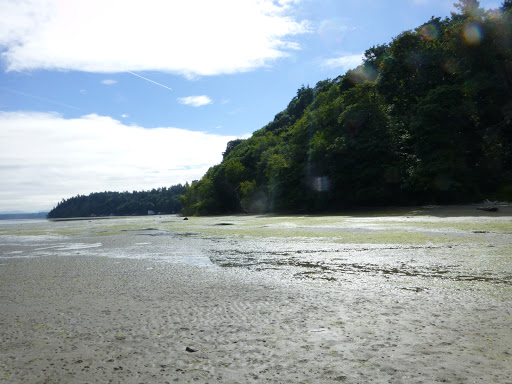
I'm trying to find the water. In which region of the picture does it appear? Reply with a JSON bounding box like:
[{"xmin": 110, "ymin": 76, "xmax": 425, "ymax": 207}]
[
  {"xmin": 1, "ymin": 212, "xmax": 511, "ymax": 289},
  {"xmin": 0, "ymin": 219, "xmax": 48, "ymax": 225}
]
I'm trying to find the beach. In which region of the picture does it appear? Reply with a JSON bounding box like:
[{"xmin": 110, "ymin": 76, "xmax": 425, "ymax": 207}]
[{"xmin": 1, "ymin": 207, "xmax": 511, "ymax": 383}]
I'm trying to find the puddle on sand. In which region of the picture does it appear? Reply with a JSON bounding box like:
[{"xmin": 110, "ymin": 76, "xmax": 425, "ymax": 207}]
[
  {"xmin": 181, "ymin": 257, "xmax": 213, "ymax": 266},
  {"xmin": 34, "ymin": 243, "xmax": 103, "ymax": 251}
]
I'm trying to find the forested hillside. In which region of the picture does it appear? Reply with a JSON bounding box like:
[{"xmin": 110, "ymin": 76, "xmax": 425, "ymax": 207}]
[
  {"xmin": 181, "ymin": 1, "xmax": 512, "ymax": 215},
  {"xmin": 47, "ymin": 185, "xmax": 185, "ymax": 218}
]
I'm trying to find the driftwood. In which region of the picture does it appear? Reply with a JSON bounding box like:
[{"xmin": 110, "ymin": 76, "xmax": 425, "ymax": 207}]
[{"xmin": 476, "ymin": 206, "xmax": 498, "ymax": 212}]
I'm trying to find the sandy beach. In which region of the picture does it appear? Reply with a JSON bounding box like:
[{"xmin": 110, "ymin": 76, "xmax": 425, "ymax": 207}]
[{"xmin": 1, "ymin": 206, "xmax": 511, "ymax": 383}]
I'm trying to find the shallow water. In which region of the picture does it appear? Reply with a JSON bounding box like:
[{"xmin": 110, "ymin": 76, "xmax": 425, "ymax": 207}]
[
  {"xmin": 1, "ymin": 210, "xmax": 511, "ymax": 292},
  {"xmin": 0, "ymin": 219, "xmax": 48, "ymax": 225}
]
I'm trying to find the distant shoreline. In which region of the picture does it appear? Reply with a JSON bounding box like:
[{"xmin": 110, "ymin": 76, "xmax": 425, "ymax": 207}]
[{"xmin": 9, "ymin": 203, "xmax": 511, "ymax": 221}]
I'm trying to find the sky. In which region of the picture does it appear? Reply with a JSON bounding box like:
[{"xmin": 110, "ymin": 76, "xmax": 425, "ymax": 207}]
[{"xmin": 0, "ymin": 0, "xmax": 502, "ymax": 213}]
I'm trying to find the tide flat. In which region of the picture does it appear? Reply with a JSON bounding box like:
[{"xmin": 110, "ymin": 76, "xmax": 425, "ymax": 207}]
[{"xmin": 1, "ymin": 207, "xmax": 511, "ymax": 383}]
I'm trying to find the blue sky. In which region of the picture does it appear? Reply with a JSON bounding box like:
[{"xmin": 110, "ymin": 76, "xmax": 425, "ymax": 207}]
[{"xmin": 0, "ymin": 0, "xmax": 501, "ymax": 212}]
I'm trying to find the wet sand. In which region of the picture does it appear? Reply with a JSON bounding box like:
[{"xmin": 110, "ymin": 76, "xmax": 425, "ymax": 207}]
[{"xmin": 1, "ymin": 206, "xmax": 511, "ymax": 383}]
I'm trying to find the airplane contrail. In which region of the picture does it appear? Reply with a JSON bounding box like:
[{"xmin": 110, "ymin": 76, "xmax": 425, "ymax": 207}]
[
  {"xmin": 1, "ymin": 87, "xmax": 81, "ymax": 110},
  {"xmin": 126, "ymin": 71, "xmax": 173, "ymax": 91}
]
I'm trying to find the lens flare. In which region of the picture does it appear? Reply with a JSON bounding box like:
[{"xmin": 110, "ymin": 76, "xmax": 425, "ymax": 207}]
[
  {"xmin": 318, "ymin": 19, "xmax": 350, "ymax": 45},
  {"xmin": 443, "ymin": 59, "xmax": 458, "ymax": 75},
  {"xmin": 463, "ymin": 23, "xmax": 483, "ymax": 45},
  {"xmin": 420, "ymin": 24, "xmax": 440, "ymax": 40},
  {"xmin": 312, "ymin": 176, "xmax": 330, "ymax": 192},
  {"xmin": 406, "ymin": 52, "xmax": 423, "ymax": 70}
]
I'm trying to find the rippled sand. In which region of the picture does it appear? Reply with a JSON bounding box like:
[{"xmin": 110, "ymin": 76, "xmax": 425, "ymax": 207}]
[{"xmin": 1, "ymin": 206, "xmax": 511, "ymax": 383}]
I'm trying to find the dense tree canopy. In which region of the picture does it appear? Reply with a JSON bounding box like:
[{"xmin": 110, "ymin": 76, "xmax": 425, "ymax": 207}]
[
  {"xmin": 181, "ymin": 1, "xmax": 512, "ymax": 215},
  {"xmin": 48, "ymin": 185, "xmax": 186, "ymax": 218}
]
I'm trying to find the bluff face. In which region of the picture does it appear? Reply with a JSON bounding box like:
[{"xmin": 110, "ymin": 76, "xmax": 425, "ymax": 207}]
[{"xmin": 181, "ymin": 4, "xmax": 512, "ymax": 215}]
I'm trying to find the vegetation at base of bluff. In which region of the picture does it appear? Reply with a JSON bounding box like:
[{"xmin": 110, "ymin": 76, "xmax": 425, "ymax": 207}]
[
  {"xmin": 181, "ymin": 1, "xmax": 512, "ymax": 215},
  {"xmin": 47, "ymin": 185, "xmax": 186, "ymax": 218}
]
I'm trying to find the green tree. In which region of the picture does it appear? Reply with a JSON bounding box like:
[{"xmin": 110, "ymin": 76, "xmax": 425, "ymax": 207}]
[
  {"xmin": 453, "ymin": 0, "xmax": 484, "ymax": 18},
  {"xmin": 502, "ymin": 0, "xmax": 512, "ymax": 12},
  {"xmin": 409, "ymin": 85, "xmax": 480, "ymax": 202}
]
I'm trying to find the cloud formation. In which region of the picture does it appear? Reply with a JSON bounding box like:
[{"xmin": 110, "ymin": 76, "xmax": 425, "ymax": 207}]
[
  {"xmin": 101, "ymin": 79, "xmax": 117, "ymax": 85},
  {"xmin": 0, "ymin": 0, "xmax": 309, "ymax": 76},
  {"xmin": 322, "ymin": 53, "xmax": 364, "ymax": 72},
  {"xmin": 177, "ymin": 95, "xmax": 213, "ymax": 107},
  {"xmin": 0, "ymin": 111, "xmax": 237, "ymax": 212}
]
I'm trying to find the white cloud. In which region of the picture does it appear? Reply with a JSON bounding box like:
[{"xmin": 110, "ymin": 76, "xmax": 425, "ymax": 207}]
[
  {"xmin": 0, "ymin": 111, "xmax": 237, "ymax": 212},
  {"xmin": 101, "ymin": 79, "xmax": 117, "ymax": 85},
  {"xmin": 228, "ymin": 107, "xmax": 246, "ymax": 115},
  {"xmin": 0, "ymin": 0, "xmax": 309, "ymax": 76},
  {"xmin": 178, "ymin": 95, "xmax": 213, "ymax": 107},
  {"xmin": 322, "ymin": 53, "xmax": 364, "ymax": 72}
]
